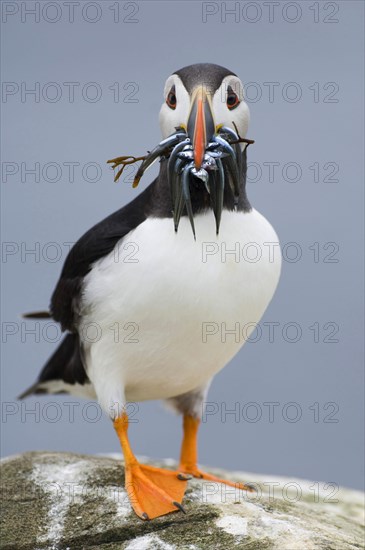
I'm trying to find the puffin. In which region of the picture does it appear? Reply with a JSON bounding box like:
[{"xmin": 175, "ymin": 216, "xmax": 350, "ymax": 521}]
[{"xmin": 20, "ymin": 63, "xmax": 281, "ymax": 520}]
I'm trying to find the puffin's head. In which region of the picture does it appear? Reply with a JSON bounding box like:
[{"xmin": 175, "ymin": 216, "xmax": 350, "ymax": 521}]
[{"xmin": 159, "ymin": 63, "xmax": 250, "ymax": 169}]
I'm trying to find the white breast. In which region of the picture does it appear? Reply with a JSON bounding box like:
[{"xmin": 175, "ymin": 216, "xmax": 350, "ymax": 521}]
[{"xmin": 80, "ymin": 209, "xmax": 281, "ymax": 415}]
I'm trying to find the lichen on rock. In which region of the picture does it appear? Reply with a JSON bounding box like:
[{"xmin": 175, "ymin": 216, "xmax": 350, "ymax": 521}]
[{"xmin": 1, "ymin": 452, "xmax": 364, "ymax": 549}]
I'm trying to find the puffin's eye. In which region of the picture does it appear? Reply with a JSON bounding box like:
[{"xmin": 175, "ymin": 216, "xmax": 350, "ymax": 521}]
[
  {"xmin": 166, "ymin": 86, "xmax": 177, "ymax": 110},
  {"xmin": 226, "ymin": 86, "xmax": 240, "ymax": 110}
]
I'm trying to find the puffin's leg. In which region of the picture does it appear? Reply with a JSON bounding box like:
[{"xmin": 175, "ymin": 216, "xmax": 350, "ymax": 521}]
[
  {"xmin": 178, "ymin": 415, "xmax": 253, "ymax": 491},
  {"xmin": 113, "ymin": 412, "xmax": 188, "ymax": 520},
  {"xmin": 166, "ymin": 386, "xmax": 254, "ymax": 492}
]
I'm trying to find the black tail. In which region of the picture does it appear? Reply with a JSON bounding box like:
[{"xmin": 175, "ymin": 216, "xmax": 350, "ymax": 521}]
[
  {"xmin": 23, "ymin": 310, "xmax": 51, "ymax": 319},
  {"xmin": 18, "ymin": 333, "xmax": 89, "ymax": 399}
]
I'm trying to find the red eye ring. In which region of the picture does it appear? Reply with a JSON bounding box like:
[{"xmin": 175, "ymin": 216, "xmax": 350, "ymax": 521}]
[
  {"xmin": 166, "ymin": 87, "xmax": 177, "ymax": 110},
  {"xmin": 227, "ymin": 91, "xmax": 240, "ymax": 110}
]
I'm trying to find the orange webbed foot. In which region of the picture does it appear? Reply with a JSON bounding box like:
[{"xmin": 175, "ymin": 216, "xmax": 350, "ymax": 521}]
[
  {"xmin": 177, "ymin": 465, "xmax": 255, "ymax": 493},
  {"xmin": 125, "ymin": 462, "xmax": 188, "ymax": 520},
  {"xmin": 177, "ymin": 415, "xmax": 256, "ymax": 494},
  {"xmin": 114, "ymin": 413, "xmax": 188, "ymax": 520}
]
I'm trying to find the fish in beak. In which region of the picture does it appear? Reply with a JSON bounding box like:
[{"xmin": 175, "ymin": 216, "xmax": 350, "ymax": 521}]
[{"xmin": 108, "ymin": 86, "xmax": 254, "ymax": 238}]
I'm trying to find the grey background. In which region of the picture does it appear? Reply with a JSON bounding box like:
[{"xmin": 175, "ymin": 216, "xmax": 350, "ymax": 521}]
[{"xmin": 1, "ymin": 1, "xmax": 364, "ymax": 491}]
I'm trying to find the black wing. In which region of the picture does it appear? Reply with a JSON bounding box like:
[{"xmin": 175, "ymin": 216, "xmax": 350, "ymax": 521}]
[
  {"xmin": 51, "ymin": 182, "xmax": 155, "ymax": 331},
  {"xmin": 18, "ymin": 333, "xmax": 87, "ymax": 398}
]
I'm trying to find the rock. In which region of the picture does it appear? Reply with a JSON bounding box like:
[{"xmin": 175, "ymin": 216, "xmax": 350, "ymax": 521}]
[{"xmin": 0, "ymin": 452, "xmax": 364, "ymax": 550}]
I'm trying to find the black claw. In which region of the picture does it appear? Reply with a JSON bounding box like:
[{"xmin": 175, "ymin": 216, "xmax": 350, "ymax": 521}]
[
  {"xmin": 141, "ymin": 512, "xmax": 150, "ymax": 520},
  {"xmin": 173, "ymin": 501, "xmax": 187, "ymax": 514},
  {"xmin": 177, "ymin": 473, "xmax": 192, "ymax": 481},
  {"xmin": 244, "ymin": 483, "xmax": 258, "ymax": 493}
]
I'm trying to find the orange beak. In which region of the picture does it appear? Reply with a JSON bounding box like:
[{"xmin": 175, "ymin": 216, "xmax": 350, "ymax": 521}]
[{"xmin": 187, "ymin": 87, "xmax": 215, "ymax": 170}]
